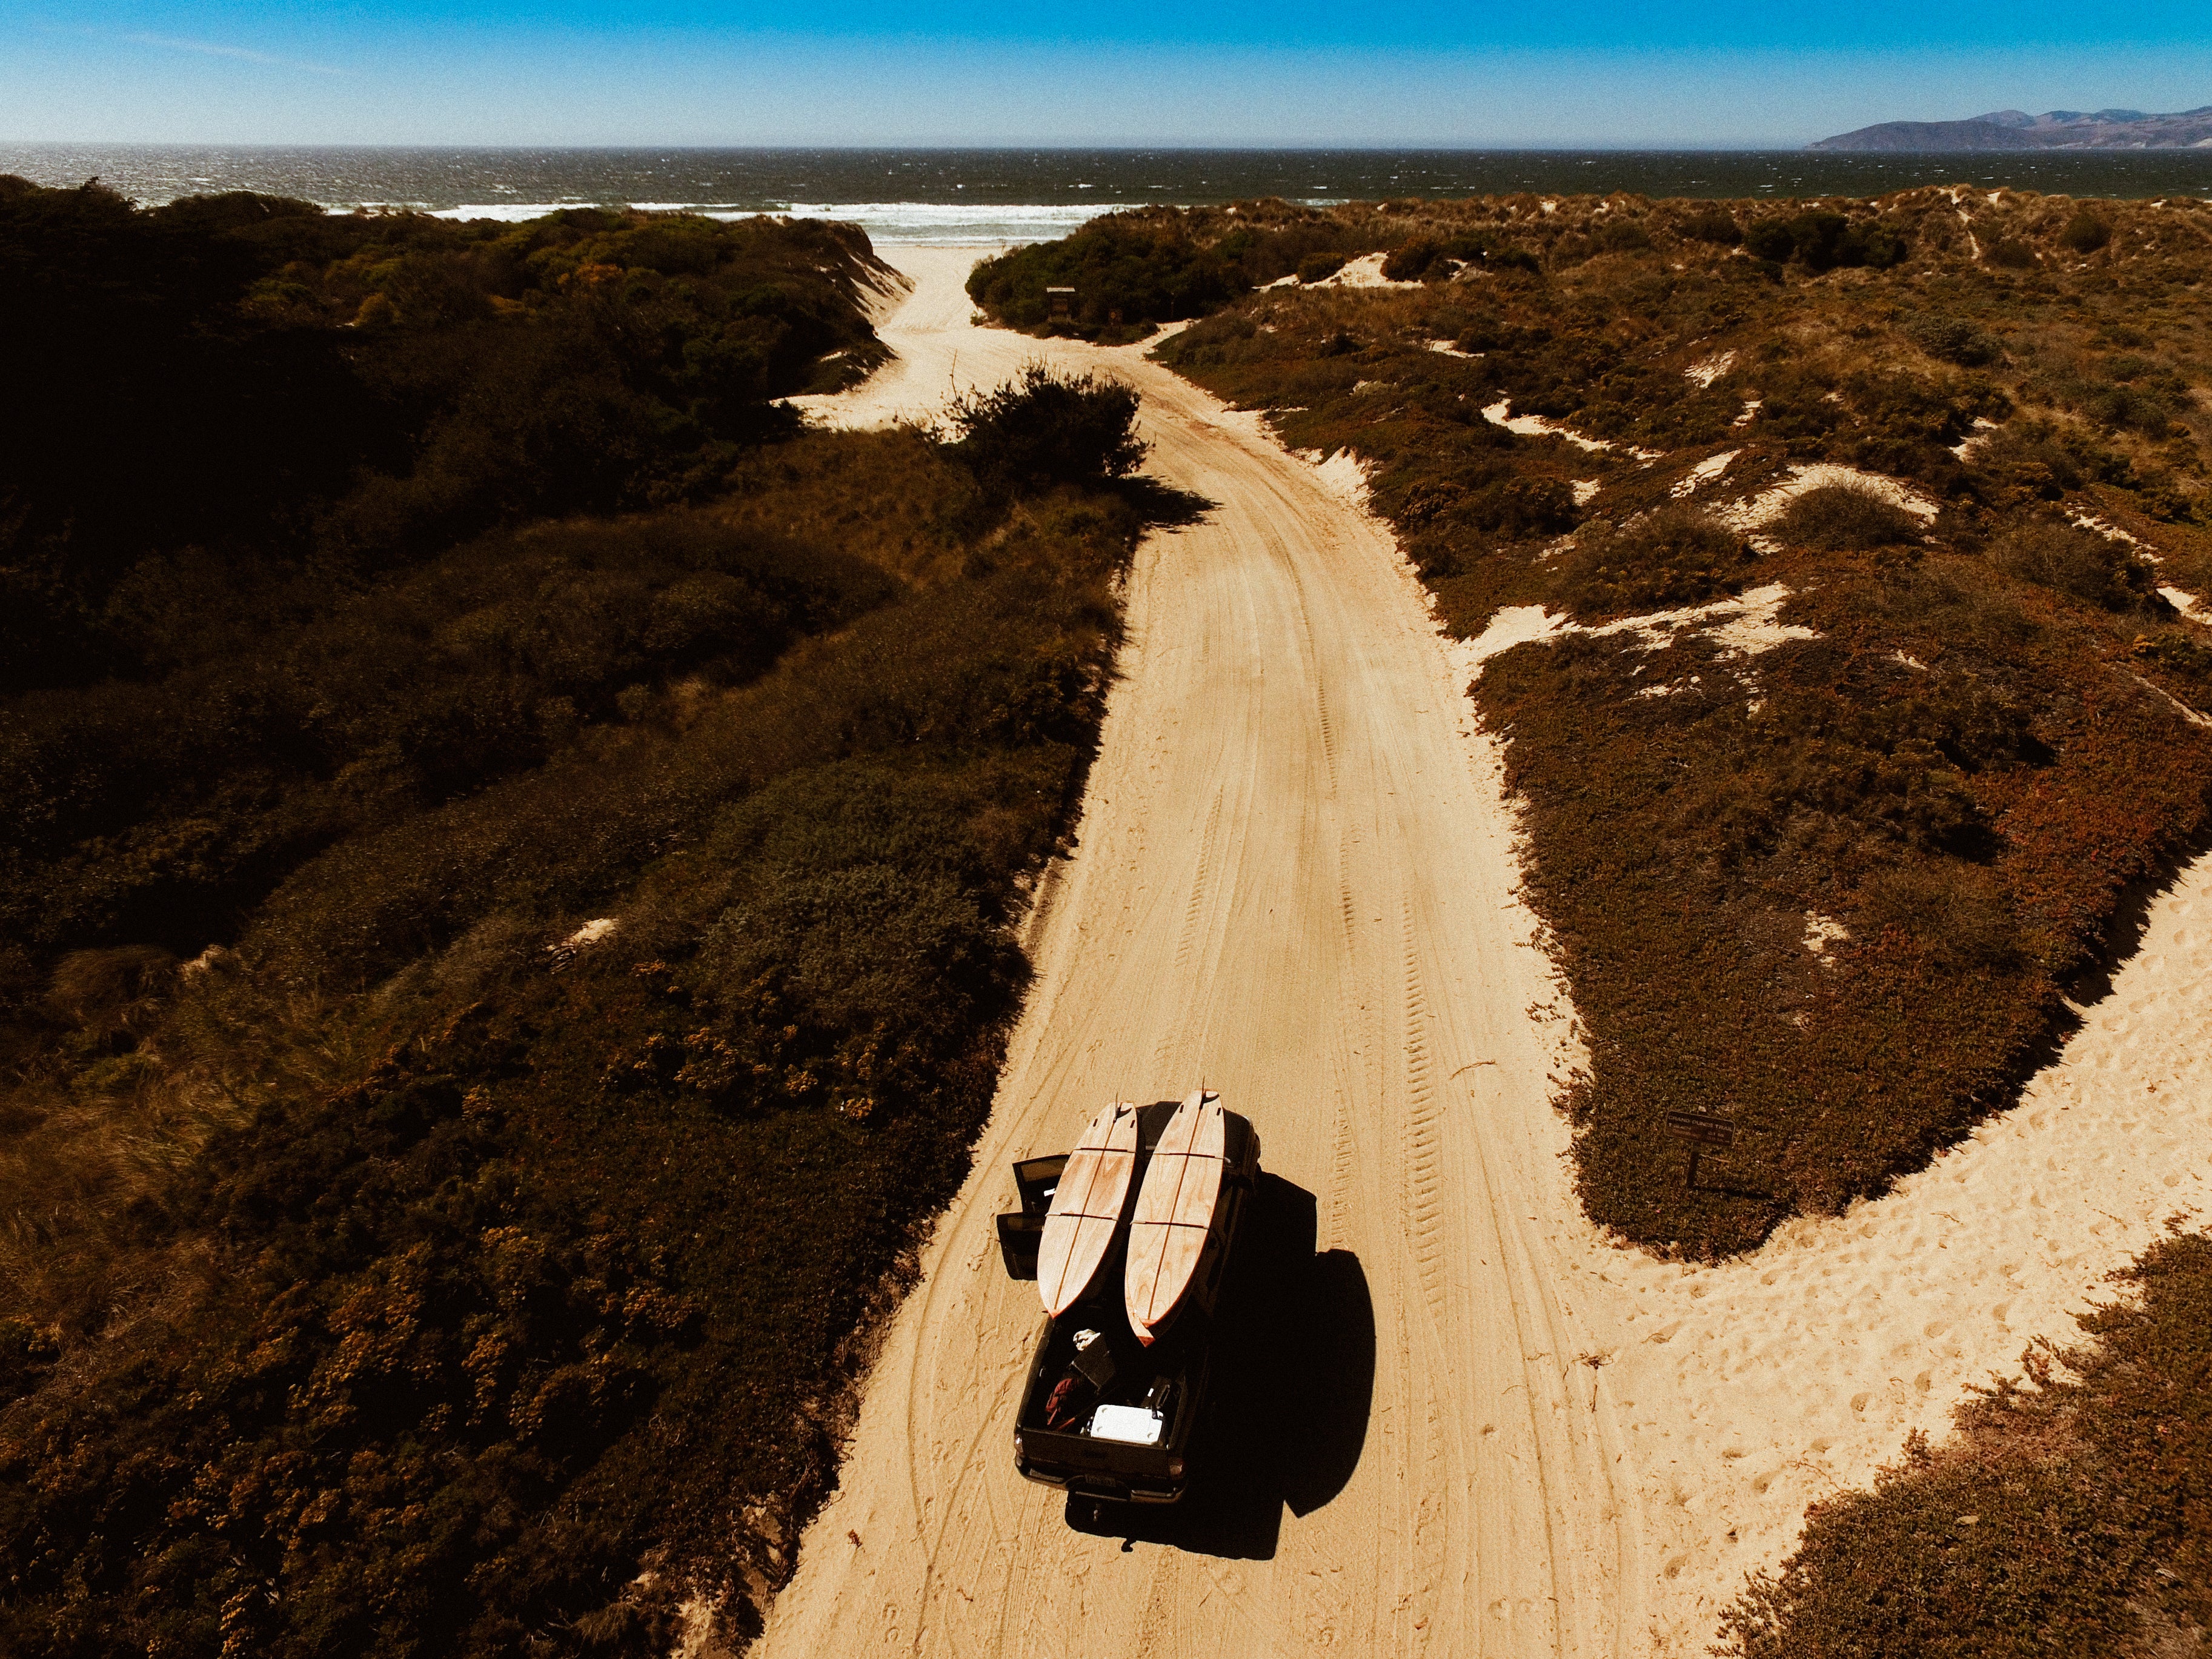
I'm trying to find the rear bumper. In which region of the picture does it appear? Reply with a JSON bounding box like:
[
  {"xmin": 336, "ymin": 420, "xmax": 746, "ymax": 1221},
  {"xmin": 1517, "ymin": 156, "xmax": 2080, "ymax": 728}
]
[{"xmin": 1017, "ymin": 1458, "xmax": 1185, "ymax": 1504}]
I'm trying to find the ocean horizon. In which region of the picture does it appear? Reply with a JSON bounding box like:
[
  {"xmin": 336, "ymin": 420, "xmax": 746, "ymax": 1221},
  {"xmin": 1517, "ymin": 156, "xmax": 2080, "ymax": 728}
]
[{"xmin": 7, "ymin": 143, "xmax": 2211, "ymax": 244}]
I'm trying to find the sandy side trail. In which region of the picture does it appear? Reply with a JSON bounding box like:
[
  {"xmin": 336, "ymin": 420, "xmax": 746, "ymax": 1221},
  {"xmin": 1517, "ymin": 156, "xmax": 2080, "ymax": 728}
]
[{"xmin": 759, "ymin": 247, "xmax": 2212, "ymax": 1657}]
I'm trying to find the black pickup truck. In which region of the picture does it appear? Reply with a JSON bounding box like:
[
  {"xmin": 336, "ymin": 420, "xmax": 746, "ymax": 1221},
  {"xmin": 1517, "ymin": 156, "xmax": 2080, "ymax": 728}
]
[{"xmin": 995, "ymin": 1099, "xmax": 1261, "ymax": 1505}]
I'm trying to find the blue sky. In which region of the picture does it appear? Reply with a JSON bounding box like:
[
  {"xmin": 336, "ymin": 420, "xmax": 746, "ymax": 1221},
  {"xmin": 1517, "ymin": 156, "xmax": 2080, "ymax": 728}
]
[{"xmin": 5, "ymin": 1, "xmax": 2210, "ymax": 145}]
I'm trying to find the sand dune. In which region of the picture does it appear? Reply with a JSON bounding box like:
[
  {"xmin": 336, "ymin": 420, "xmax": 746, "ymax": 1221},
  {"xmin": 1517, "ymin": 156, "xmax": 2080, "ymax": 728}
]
[{"xmin": 757, "ymin": 247, "xmax": 2212, "ymax": 1657}]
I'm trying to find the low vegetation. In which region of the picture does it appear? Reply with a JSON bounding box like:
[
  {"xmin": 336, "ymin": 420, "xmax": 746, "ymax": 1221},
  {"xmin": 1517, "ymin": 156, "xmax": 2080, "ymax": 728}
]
[
  {"xmin": 1721, "ymin": 1228, "xmax": 2212, "ymax": 1657},
  {"xmin": 966, "ymin": 201, "xmax": 1546, "ymax": 341},
  {"xmin": 0, "ymin": 180, "xmax": 1153, "ymax": 1654},
  {"xmin": 1109, "ymin": 185, "xmax": 2212, "ymax": 1255}
]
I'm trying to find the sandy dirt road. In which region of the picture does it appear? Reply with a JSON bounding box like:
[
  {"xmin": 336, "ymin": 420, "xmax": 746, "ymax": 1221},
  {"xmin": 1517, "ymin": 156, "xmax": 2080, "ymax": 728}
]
[
  {"xmin": 769, "ymin": 248, "xmax": 1644, "ymax": 1657},
  {"xmin": 761, "ymin": 247, "xmax": 2212, "ymax": 1657}
]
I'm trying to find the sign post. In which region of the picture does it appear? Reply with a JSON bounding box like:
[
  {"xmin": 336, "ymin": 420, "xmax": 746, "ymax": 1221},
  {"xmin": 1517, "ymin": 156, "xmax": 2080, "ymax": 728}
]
[{"xmin": 1662, "ymin": 1109, "xmax": 1738, "ymax": 1191}]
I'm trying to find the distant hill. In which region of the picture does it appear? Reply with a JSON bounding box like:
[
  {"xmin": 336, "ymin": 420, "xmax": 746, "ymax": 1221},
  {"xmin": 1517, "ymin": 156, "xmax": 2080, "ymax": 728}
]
[{"xmin": 1813, "ymin": 105, "xmax": 2212, "ymax": 151}]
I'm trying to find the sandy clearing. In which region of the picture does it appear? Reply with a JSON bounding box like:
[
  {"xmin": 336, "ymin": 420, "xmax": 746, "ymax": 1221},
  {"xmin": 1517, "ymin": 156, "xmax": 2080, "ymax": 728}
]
[
  {"xmin": 1481, "ymin": 399, "xmax": 1664, "ymax": 461},
  {"xmin": 1309, "ymin": 250, "xmax": 1421, "ymax": 290},
  {"xmin": 2073, "ymin": 510, "xmax": 2152, "ymax": 550},
  {"xmin": 1719, "ymin": 462, "xmax": 1941, "ymax": 533},
  {"xmin": 1684, "ymin": 352, "xmax": 1735, "ymax": 388},
  {"xmin": 758, "ymin": 246, "xmax": 2212, "ymax": 1658},
  {"xmin": 1455, "ymin": 587, "xmax": 1817, "ymax": 685},
  {"xmin": 1669, "ymin": 450, "xmax": 1738, "ymax": 499}
]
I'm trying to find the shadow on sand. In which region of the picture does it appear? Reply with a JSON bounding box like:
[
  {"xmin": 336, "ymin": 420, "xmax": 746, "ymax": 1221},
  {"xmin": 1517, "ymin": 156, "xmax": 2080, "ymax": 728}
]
[
  {"xmin": 1115, "ymin": 474, "xmax": 1216, "ymax": 530},
  {"xmin": 1064, "ymin": 1174, "xmax": 1374, "ymax": 1560}
]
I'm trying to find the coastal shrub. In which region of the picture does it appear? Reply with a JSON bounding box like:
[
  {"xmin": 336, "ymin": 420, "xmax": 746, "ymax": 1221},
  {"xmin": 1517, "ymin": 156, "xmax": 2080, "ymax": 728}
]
[
  {"xmin": 1906, "ymin": 314, "xmax": 2003, "ymax": 367},
  {"xmin": 1680, "ymin": 207, "xmax": 1743, "ymax": 245},
  {"xmin": 1985, "ymin": 236, "xmax": 2039, "ymax": 269},
  {"xmin": 1381, "ymin": 231, "xmax": 1538, "ymax": 282},
  {"xmin": 1987, "ymin": 517, "xmax": 2162, "ymax": 611},
  {"xmin": 1967, "ymin": 417, "xmax": 2133, "ymax": 505},
  {"xmin": 1737, "ymin": 210, "xmax": 1910, "ymax": 274},
  {"xmin": 965, "ymin": 216, "xmax": 1243, "ymax": 336},
  {"xmin": 1785, "ymin": 210, "xmax": 1909, "ymax": 273},
  {"xmin": 2059, "ymin": 210, "xmax": 2113, "ymax": 253},
  {"xmin": 2133, "ymin": 628, "xmax": 2212, "ymax": 710},
  {"xmin": 1771, "ymin": 483, "xmax": 1927, "ymax": 550},
  {"xmin": 1854, "ymin": 864, "xmax": 2025, "ymax": 969},
  {"xmin": 0, "ymin": 181, "xmax": 888, "ymax": 696},
  {"xmin": 2079, "ymin": 373, "xmax": 2183, "ymax": 436},
  {"xmin": 1297, "ymin": 251, "xmax": 1349, "ymax": 284},
  {"xmin": 1453, "ymin": 474, "xmax": 1579, "ymax": 539},
  {"xmin": 1744, "ymin": 219, "xmax": 1796, "ymax": 262},
  {"xmin": 1381, "ymin": 238, "xmax": 1448, "ymax": 281},
  {"xmin": 946, "ymin": 365, "xmax": 1148, "ymax": 494},
  {"xmin": 1593, "ymin": 218, "xmax": 1653, "ymax": 253},
  {"xmin": 1550, "ymin": 507, "xmax": 1751, "ymax": 617}
]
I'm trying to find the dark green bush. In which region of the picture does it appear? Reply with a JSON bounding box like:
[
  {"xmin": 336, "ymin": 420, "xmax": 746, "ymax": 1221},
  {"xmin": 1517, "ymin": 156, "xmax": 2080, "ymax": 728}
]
[
  {"xmin": 0, "ymin": 181, "xmax": 886, "ymax": 696},
  {"xmin": 2080, "ymin": 374, "xmax": 2182, "ymax": 435},
  {"xmin": 1744, "ymin": 219, "xmax": 1796, "ymax": 262},
  {"xmin": 2059, "ymin": 210, "xmax": 2113, "ymax": 253},
  {"xmin": 1297, "ymin": 251, "xmax": 1349, "ymax": 283},
  {"xmin": 1786, "ymin": 211, "xmax": 1909, "ymax": 273},
  {"xmin": 1383, "ymin": 232, "xmax": 1538, "ymax": 282},
  {"xmin": 1772, "ymin": 483, "xmax": 1927, "ymax": 550},
  {"xmin": 1381, "ymin": 238, "xmax": 1447, "ymax": 281},
  {"xmin": 1593, "ymin": 218, "xmax": 1653, "ymax": 253},
  {"xmin": 2132, "ymin": 628, "xmax": 2212, "ymax": 709},
  {"xmin": 1968, "ymin": 417, "xmax": 2129, "ymax": 505},
  {"xmin": 1680, "ymin": 207, "xmax": 1743, "ymax": 245},
  {"xmin": 946, "ymin": 365, "xmax": 1148, "ymax": 495},
  {"xmin": 1985, "ymin": 237, "xmax": 2039, "ymax": 269},
  {"xmin": 965, "ymin": 217, "xmax": 1242, "ymax": 335},
  {"xmin": 1907, "ymin": 314, "xmax": 2004, "ymax": 367},
  {"xmin": 1855, "ymin": 863, "xmax": 2025, "ymax": 968}
]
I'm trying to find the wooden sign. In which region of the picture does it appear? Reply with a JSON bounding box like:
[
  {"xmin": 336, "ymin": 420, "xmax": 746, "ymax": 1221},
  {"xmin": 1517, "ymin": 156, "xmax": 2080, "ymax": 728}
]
[{"xmin": 1663, "ymin": 1109, "xmax": 1738, "ymax": 1149}]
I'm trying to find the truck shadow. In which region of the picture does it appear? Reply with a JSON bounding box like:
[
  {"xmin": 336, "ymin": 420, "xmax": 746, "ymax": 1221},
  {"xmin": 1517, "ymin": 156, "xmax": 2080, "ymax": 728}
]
[{"xmin": 1065, "ymin": 1174, "xmax": 1374, "ymax": 1559}]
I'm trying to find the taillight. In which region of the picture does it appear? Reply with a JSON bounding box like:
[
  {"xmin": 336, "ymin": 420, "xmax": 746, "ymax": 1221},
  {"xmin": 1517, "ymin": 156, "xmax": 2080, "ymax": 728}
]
[
  {"xmin": 1013, "ymin": 1432, "xmax": 1026, "ymax": 1463},
  {"xmin": 1166, "ymin": 1456, "xmax": 1185, "ymax": 1480}
]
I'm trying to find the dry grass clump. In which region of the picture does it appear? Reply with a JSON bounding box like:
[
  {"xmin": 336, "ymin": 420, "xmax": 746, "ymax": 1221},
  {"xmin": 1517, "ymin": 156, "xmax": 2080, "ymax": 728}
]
[
  {"xmin": 1987, "ymin": 517, "xmax": 2164, "ymax": 612},
  {"xmin": 1853, "ymin": 864, "xmax": 2025, "ymax": 971},
  {"xmin": 1772, "ymin": 483, "xmax": 1928, "ymax": 550},
  {"xmin": 1551, "ymin": 507, "xmax": 1752, "ymax": 618},
  {"xmin": 1905, "ymin": 313, "xmax": 2005, "ymax": 368}
]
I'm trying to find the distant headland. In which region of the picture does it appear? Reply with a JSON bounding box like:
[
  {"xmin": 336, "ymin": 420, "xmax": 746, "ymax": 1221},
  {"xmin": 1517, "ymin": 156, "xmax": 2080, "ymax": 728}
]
[{"xmin": 1814, "ymin": 104, "xmax": 2212, "ymax": 151}]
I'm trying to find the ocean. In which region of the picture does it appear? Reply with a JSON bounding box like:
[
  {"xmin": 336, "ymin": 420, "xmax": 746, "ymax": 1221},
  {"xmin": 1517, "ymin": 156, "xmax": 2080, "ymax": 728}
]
[{"xmin": 7, "ymin": 145, "xmax": 2211, "ymax": 244}]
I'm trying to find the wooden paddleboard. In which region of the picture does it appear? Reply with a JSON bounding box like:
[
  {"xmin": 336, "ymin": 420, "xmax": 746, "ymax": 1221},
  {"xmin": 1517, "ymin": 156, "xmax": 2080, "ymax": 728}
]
[
  {"xmin": 1037, "ymin": 1102, "xmax": 1141, "ymax": 1318},
  {"xmin": 1124, "ymin": 1089, "xmax": 1228, "ymax": 1345}
]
